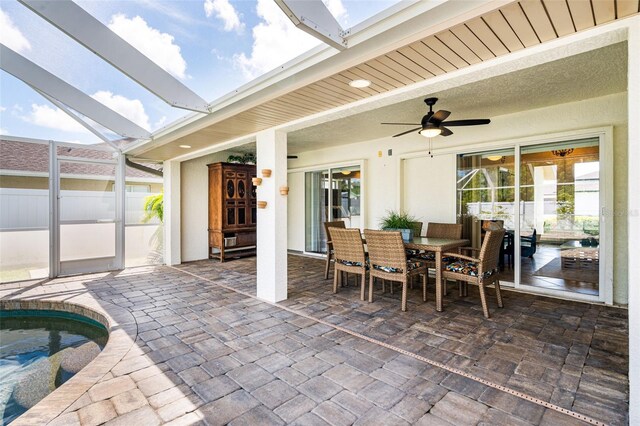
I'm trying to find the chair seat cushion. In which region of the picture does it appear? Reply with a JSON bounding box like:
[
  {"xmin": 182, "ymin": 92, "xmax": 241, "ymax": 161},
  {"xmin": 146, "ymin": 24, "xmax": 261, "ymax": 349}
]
[
  {"xmin": 411, "ymin": 252, "xmax": 455, "ymax": 263},
  {"xmin": 337, "ymin": 259, "xmax": 369, "ymax": 270},
  {"xmin": 445, "ymin": 261, "xmax": 494, "ymax": 278},
  {"xmin": 373, "ymin": 260, "xmax": 423, "ymax": 274}
]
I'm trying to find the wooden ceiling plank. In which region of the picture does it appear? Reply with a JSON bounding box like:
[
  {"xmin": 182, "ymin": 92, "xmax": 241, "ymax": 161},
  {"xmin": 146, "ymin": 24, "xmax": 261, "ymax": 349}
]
[
  {"xmin": 592, "ymin": 0, "xmax": 615, "ymax": 24},
  {"xmin": 302, "ymin": 82, "xmax": 359, "ymax": 105},
  {"xmin": 436, "ymin": 30, "xmax": 482, "ymax": 64},
  {"xmin": 369, "ymin": 57, "xmax": 422, "ymax": 84},
  {"xmin": 520, "ymin": 0, "xmax": 558, "ymax": 42},
  {"xmin": 359, "ymin": 62, "xmax": 407, "ymax": 87},
  {"xmin": 449, "ymin": 24, "xmax": 496, "ymax": 61},
  {"xmin": 385, "ymin": 51, "xmax": 435, "ymax": 80},
  {"xmin": 567, "ymin": 0, "xmax": 596, "ymax": 30},
  {"xmin": 342, "ymin": 68, "xmax": 394, "ymax": 92},
  {"xmin": 268, "ymin": 98, "xmax": 319, "ymax": 115},
  {"xmin": 330, "ymin": 74, "xmax": 381, "ymax": 96},
  {"xmin": 423, "ymin": 36, "xmax": 470, "ymax": 68},
  {"xmin": 542, "ymin": 0, "xmax": 576, "ymax": 36},
  {"xmin": 396, "ymin": 45, "xmax": 447, "ymax": 75},
  {"xmin": 482, "ymin": 11, "xmax": 525, "ymax": 52},
  {"xmin": 499, "ymin": 3, "xmax": 541, "ymax": 46},
  {"xmin": 617, "ymin": 0, "xmax": 640, "ymax": 17},
  {"xmin": 465, "ymin": 17, "xmax": 510, "ymax": 56},
  {"xmin": 242, "ymin": 107, "xmax": 291, "ymax": 123},
  {"xmin": 408, "ymin": 42, "xmax": 456, "ymax": 72},
  {"xmin": 353, "ymin": 65, "xmax": 401, "ymax": 90},
  {"xmin": 279, "ymin": 91, "xmax": 332, "ymax": 111},
  {"xmin": 288, "ymin": 87, "xmax": 344, "ymax": 109}
]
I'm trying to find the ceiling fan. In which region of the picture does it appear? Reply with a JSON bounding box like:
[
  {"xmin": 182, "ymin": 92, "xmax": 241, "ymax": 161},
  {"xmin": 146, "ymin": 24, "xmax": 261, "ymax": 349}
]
[{"xmin": 382, "ymin": 97, "xmax": 490, "ymax": 138}]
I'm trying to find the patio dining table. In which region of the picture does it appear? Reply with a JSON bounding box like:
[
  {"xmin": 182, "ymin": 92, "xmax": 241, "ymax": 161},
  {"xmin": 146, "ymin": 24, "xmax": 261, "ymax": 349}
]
[
  {"xmin": 328, "ymin": 234, "xmax": 469, "ymax": 312},
  {"xmin": 405, "ymin": 237, "xmax": 469, "ymax": 312}
]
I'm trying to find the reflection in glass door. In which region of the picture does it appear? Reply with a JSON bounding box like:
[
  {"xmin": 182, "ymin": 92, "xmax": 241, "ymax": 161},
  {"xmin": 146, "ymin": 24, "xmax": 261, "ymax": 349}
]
[
  {"xmin": 305, "ymin": 170, "xmax": 329, "ymax": 253},
  {"xmin": 519, "ymin": 139, "xmax": 600, "ymax": 296},
  {"xmin": 456, "ymin": 150, "xmax": 515, "ymax": 284},
  {"xmin": 304, "ymin": 166, "xmax": 361, "ymax": 254},
  {"xmin": 456, "ymin": 137, "xmax": 602, "ymax": 299}
]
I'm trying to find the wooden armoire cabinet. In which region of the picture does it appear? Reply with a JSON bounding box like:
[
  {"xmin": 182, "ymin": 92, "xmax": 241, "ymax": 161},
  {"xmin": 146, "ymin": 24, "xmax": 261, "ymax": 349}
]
[{"xmin": 208, "ymin": 162, "xmax": 257, "ymax": 262}]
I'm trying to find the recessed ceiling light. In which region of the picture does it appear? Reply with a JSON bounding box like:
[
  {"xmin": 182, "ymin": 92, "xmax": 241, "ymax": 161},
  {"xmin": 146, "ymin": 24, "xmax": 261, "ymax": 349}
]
[
  {"xmin": 179, "ymin": 145, "xmax": 191, "ymax": 149},
  {"xmin": 349, "ymin": 79, "xmax": 371, "ymax": 88}
]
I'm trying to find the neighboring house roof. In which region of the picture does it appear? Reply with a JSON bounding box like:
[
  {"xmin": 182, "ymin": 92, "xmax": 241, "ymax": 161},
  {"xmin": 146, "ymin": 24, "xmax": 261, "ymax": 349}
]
[{"xmin": 0, "ymin": 139, "xmax": 162, "ymax": 180}]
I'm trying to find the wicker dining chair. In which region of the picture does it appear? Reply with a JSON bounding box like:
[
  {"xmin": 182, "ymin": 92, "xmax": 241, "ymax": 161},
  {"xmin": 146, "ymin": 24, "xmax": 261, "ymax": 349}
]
[
  {"xmin": 324, "ymin": 220, "xmax": 346, "ymax": 279},
  {"xmin": 409, "ymin": 221, "xmax": 423, "ymax": 237},
  {"xmin": 441, "ymin": 228, "xmax": 506, "ymax": 318},
  {"xmin": 328, "ymin": 227, "xmax": 368, "ymax": 301},
  {"xmin": 409, "ymin": 223, "xmax": 463, "ymax": 291},
  {"xmin": 364, "ymin": 229, "xmax": 427, "ymax": 311}
]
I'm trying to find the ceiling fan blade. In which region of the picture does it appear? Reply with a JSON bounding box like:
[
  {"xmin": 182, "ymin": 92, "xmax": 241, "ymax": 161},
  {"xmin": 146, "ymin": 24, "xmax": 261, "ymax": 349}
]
[
  {"xmin": 392, "ymin": 127, "xmax": 422, "ymax": 137},
  {"xmin": 439, "ymin": 126, "xmax": 453, "ymax": 136},
  {"xmin": 441, "ymin": 119, "xmax": 490, "ymax": 126},
  {"xmin": 430, "ymin": 110, "xmax": 451, "ymax": 123},
  {"xmin": 381, "ymin": 122, "xmax": 421, "ymax": 126}
]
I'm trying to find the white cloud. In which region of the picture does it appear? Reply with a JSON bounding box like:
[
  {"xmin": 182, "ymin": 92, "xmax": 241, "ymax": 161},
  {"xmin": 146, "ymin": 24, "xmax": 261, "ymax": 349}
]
[
  {"xmin": 108, "ymin": 14, "xmax": 187, "ymax": 79},
  {"xmin": 233, "ymin": 0, "xmax": 320, "ymax": 79},
  {"xmin": 153, "ymin": 116, "xmax": 167, "ymax": 129},
  {"xmin": 0, "ymin": 106, "xmax": 6, "ymax": 112},
  {"xmin": 22, "ymin": 104, "xmax": 91, "ymax": 134},
  {"xmin": 91, "ymin": 91, "xmax": 150, "ymax": 130},
  {"xmin": 0, "ymin": 9, "xmax": 31, "ymax": 52},
  {"xmin": 21, "ymin": 92, "xmax": 149, "ymax": 135},
  {"xmin": 204, "ymin": 0, "xmax": 244, "ymax": 33},
  {"xmin": 324, "ymin": 0, "xmax": 348, "ymax": 23},
  {"xmin": 0, "ymin": 128, "xmax": 8, "ymax": 134}
]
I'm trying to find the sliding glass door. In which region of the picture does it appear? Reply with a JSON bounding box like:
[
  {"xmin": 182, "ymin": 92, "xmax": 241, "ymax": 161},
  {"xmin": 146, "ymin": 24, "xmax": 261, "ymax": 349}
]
[
  {"xmin": 519, "ymin": 139, "xmax": 600, "ymax": 296},
  {"xmin": 456, "ymin": 136, "xmax": 605, "ymax": 300},
  {"xmin": 304, "ymin": 165, "xmax": 361, "ymax": 254}
]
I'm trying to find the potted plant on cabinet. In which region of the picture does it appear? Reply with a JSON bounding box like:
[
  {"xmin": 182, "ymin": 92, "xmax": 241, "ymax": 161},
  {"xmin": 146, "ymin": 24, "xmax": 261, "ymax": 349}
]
[{"xmin": 379, "ymin": 210, "xmax": 418, "ymax": 242}]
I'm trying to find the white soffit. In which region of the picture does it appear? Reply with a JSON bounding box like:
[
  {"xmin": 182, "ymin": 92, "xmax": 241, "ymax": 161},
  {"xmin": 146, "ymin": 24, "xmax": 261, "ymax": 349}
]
[
  {"xmin": 19, "ymin": 0, "xmax": 209, "ymax": 113},
  {"xmin": 274, "ymin": 0, "xmax": 347, "ymax": 50},
  {"xmin": 0, "ymin": 44, "xmax": 152, "ymax": 140}
]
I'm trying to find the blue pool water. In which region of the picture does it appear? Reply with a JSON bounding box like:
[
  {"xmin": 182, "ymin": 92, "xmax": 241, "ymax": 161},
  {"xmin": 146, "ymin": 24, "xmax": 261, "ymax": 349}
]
[{"xmin": 0, "ymin": 310, "xmax": 108, "ymax": 424}]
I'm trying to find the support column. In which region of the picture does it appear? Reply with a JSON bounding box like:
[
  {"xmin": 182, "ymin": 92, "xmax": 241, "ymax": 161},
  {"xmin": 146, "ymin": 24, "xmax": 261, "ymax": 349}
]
[
  {"xmin": 256, "ymin": 129, "xmax": 288, "ymax": 302},
  {"xmin": 628, "ymin": 17, "xmax": 640, "ymax": 426},
  {"xmin": 163, "ymin": 160, "xmax": 181, "ymax": 266}
]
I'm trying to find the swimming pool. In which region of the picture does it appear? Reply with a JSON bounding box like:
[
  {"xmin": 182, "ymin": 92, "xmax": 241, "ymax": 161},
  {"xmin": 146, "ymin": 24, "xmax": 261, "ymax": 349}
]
[{"xmin": 0, "ymin": 310, "xmax": 108, "ymax": 424}]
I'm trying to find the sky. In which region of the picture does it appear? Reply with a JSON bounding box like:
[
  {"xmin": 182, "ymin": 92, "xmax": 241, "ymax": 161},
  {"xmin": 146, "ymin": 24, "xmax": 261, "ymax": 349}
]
[{"xmin": 0, "ymin": 0, "xmax": 399, "ymax": 144}]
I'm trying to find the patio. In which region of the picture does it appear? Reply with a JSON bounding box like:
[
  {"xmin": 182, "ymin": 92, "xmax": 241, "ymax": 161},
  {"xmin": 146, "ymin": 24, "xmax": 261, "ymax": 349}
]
[{"xmin": 1, "ymin": 254, "xmax": 627, "ymax": 425}]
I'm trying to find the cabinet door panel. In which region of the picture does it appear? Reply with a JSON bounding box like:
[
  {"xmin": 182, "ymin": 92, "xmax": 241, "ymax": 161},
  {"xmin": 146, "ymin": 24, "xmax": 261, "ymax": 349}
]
[{"xmin": 226, "ymin": 179, "xmax": 235, "ymax": 198}]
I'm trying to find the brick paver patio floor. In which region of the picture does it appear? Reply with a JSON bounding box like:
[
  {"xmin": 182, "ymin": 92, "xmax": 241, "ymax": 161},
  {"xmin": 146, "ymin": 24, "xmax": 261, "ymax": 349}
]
[{"xmin": 1, "ymin": 254, "xmax": 628, "ymax": 425}]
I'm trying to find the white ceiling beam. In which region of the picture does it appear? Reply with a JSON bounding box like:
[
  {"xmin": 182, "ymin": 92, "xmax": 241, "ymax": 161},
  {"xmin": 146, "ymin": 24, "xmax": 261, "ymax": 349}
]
[
  {"xmin": 274, "ymin": 0, "xmax": 347, "ymax": 50},
  {"xmin": 36, "ymin": 89, "xmax": 121, "ymax": 151},
  {"xmin": 19, "ymin": 0, "xmax": 210, "ymax": 113},
  {"xmin": 0, "ymin": 44, "xmax": 151, "ymax": 140}
]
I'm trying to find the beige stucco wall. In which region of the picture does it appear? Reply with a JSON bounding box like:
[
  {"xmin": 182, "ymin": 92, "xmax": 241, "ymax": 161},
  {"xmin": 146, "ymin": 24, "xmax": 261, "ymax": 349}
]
[
  {"xmin": 180, "ymin": 152, "xmax": 239, "ymax": 262},
  {"xmin": 288, "ymin": 92, "xmax": 628, "ymax": 305}
]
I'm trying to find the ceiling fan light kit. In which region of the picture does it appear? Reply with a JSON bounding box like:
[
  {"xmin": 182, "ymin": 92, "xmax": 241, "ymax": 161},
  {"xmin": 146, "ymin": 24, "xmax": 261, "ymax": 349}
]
[
  {"xmin": 382, "ymin": 97, "xmax": 491, "ymax": 138},
  {"xmin": 419, "ymin": 125, "xmax": 441, "ymax": 138}
]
